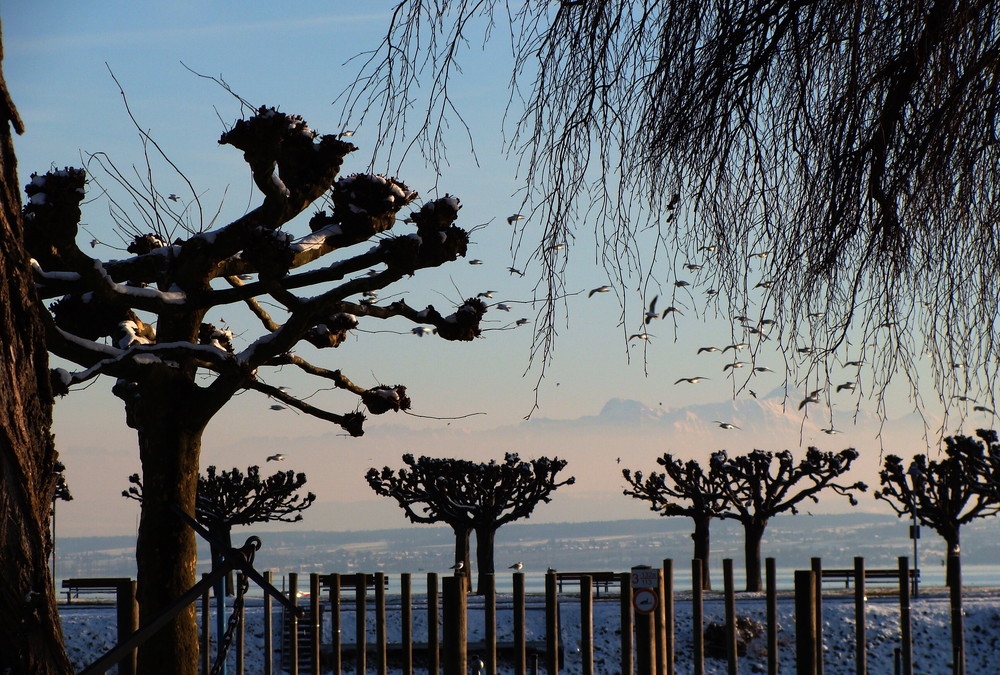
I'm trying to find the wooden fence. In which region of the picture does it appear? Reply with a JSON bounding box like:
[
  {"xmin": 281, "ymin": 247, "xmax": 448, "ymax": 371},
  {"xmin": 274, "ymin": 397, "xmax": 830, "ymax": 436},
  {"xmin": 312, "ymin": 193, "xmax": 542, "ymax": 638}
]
[{"xmin": 87, "ymin": 555, "xmax": 965, "ymax": 675}]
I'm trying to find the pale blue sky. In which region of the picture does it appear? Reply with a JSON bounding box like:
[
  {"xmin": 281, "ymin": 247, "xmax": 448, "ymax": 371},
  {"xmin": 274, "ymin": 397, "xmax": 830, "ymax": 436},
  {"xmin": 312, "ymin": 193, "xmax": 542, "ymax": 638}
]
[{"xmin": 3, "ymin": 2, "xmax": 975, "ymax": 536}]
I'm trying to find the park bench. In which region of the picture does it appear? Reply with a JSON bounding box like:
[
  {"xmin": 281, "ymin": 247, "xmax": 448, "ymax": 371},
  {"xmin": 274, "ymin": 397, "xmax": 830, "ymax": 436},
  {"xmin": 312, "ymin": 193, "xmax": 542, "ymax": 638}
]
[
  {"xmin": 316, "ymin": 573, "xmax": 391, "ymax": 596},
  {"xmin": 61, "ymin": 577, "xmax": 133, "ymax": 604},
  {"xmin": 555, "ymin": 571, "xmax": 620, "ymax": 597},
  {"xmin": 819, "ymin": 567, "xmax": 919, "ymax": 589}
]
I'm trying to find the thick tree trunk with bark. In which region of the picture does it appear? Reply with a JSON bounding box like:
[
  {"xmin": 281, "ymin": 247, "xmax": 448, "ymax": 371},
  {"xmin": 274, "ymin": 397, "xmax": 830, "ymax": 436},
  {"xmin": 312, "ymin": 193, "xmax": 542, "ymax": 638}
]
[
  {"xmin": 0, "ymin": 40, "xmax": 74, "ymax": 674},
  {"xmin": 742, "ymin": 520, "xmax": 768, "ymax": 592},
  {"xmin": 474, "ymin": 526, "xmax": 497, "ymax": 594},
  {"xmin": 944, "ymin": 529, "xmax": 961, "ymax": 589},
  {"xmin": 691, "ymin": 516, "xmax": 713, "ymax": 591},
  {"xmin": 451, "ymin": 526, "xmax": 471, "ymax": 591}
]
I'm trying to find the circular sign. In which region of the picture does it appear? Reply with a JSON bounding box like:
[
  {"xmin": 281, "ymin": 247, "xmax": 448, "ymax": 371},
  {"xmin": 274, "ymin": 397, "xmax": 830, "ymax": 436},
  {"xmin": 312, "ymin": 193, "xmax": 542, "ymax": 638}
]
[{"xmin": 632, "ymin": 588, "xmax": 658, "ymax": 614}]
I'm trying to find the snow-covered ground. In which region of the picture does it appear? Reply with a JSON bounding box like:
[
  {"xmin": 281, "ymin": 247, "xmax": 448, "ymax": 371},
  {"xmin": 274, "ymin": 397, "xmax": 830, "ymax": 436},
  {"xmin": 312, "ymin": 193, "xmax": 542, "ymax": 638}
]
[{"xmin": 62, "ymin": 587, "xmax": 1000, "ymax": 674}]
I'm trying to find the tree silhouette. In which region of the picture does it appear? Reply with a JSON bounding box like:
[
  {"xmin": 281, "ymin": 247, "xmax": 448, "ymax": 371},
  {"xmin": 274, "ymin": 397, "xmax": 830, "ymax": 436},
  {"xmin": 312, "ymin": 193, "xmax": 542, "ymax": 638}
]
[
  {"xmin": 622, "ymin": 454, "xmax": 728, "ymax": 590},
  {"xmin": 711, "ymin": 448, "xmax": 867, "ymax": 592},
  {"xmin": 342, "ymin": 1, "xmax": 1000, "ymax": 414},
  {"xmin": 27, "ymin": 101, "xmax": 485, "ymax": 673},
  {"xmin": 125, "ymin": 465, "xmax": 315, "ymax": 594},
  {"xmin": 0, "ymin": 35, "xmax": 73, "ymax": 672},
  {"xmin": 366, "ymin": 453, "xmax": 574, "ymax": 592},
  {"xmin": 875, "ymin": 430, "xmax": 1000, "ymax": 588}
]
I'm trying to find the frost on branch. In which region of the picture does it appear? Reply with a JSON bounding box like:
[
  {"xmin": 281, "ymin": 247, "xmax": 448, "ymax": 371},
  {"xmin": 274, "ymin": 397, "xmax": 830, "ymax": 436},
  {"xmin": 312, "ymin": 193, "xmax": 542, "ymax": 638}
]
[{"xmin": 303, "ymin": 312, "xmax": 358, "ymax": 349}]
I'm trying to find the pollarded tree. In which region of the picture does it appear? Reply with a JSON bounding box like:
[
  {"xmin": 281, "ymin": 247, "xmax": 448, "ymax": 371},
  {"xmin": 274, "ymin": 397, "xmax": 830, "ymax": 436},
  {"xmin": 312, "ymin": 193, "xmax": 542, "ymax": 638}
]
[
  {"xmin": 27, "ymin": 104, "xmax": 485, "ymax": 675},
  {"xmin": 342, "ymin": 1, "xmax": 1000, "ymax": 415},
  {"xmin": 0, "ymin": 35, "xmax": 73, "ymax": 674},
  {"xmin": 124, "ymin": 465, "xmax": 315, "ymax": 594},
  {"xmin": 622, "ymin": 455, "xmax": 728, "ymax": 590},
  {"xmin": 875, "ymin": 430, "xmax": 1000, "ymax": 588},
  {"xmin": 711, "ymin": 447, "xmax": 868, "ymax": 592},
  {"xmin": 367, "ymin": 452, "xmax": 574, "ymax": 592}
]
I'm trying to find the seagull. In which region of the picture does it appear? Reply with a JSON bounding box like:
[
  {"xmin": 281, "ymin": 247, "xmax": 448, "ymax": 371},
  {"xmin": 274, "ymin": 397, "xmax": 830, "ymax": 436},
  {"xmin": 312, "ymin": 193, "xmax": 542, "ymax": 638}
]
[
  {"xmin": 974, "ymin": 405, "xmax": 997, "ymax": 415},
  {"xmin": 167, "ymin": 193, "xmax": 180, "ymax": 202},
  {"xmin": 515, "ymin": 318, "xmax": 530, "ymax": 326},
  {"xmin": 89, "ymin": 238, "xmax": 99, "ymax": 248},
  {"xmin": 674, "ymin": 280, "xmax": 690, "ymax": 288},
  {"xmin": 683, "ymin": 262, "xmax": 703, "ymax": 271},
  {"xmin": 697, "ymin": 346, "xmax": 720, "ymax": 354},
  {"xmin": 844, "ymin": 360, "xmax": 863, "ymax": 367},
  {"xmin": 588, "ymin": 285, "xmax": 612, "ymax": 297},
  {"xmin": 477, "ymin": 290, "xmax": 496, "ymax": 298},
  {"xmin": 509, "ymin": 562, "xmax": 524, "ymax": 571},
  {"xmin": 698, "ymin": 245, "xmax": 716, "ymax": 253},
  {"xmin": 468, "ymin": 259, "xmax": 484, "ymax": 265},
  {"xmin": 705, "ymin": 288, "xmax": 719, "ymax": 296},
  {"xmin": 644, "ymin": 296, "xmax": 659, "ymax": 324},
  {"xmin": 722, "ymin": 343, "xmax": 748, "ymax": 353},
  {"xmin": 749, "ymin": 390, "xmax": 758, "ymax": 398},
  {"xmin": 267, "ymin": 453, "xmax": 285, "ymax": 462},
  {"xmin": 754, "ymin": 366, "xmax": 774, "ymax": 373},
  {"xmin": 507, "ymin": 267, "xmax": 525, "ymax": 276},
  {"xmin": 754, "ymin": 280, "xmax": 774, "ymax": 289},
  {"xmin": 821, "ymin": 428, "xmax": 841, "ymax": 435},
  {"xmin": 954, "ymin": 395, "xmax": 977, "ymax": 402},
  {"xmin": 412, "ymin": 326, "xmax": 435, "ymax": 337},
  {"xmin": 628, "ymin": 332, "xmax": 652, "ymax": 342},
  {"xmin": 661, "ymin": 306, "xmax": 683, "ymax": 317},
  {"xmin": 713, "ymin": 421, "xmax": 740, "ymax": 430},
  {"xmin": 546, "ymin": 243, "xmax": 566, "ymax": 251},
  {"xmin": 797, "ymin": 347, "xmax": 816, "ymax": 355},
  {"xmin": 836, "ymin": 382, "xmax": 856, "ymax": 393},
  {"xmin": 723, "ymin": 362, "xmax": 746, "ymax": 371},
  {"xmin": 450, "ymin": 561, "xmax": 465, "ymax": 571},
  {"xmin": 749, "ymin": 251, "xmax": 770, "ymax": 260},
  {"xmin": 496, "ymin": 303, "xmax": 511, "ymax": 312},
  {"xmin": 799, "ymin": 393, "xmax": 820, "ymax": 410},
  {"xmin": 734, "ymin": 314, "xmax": 752, "ymax": 323},
  {"xmin": 675, "ymin": 376, "xmax": 709, "ymax": 384},
  {"xmin": 339, "ymin": 130, "xmax": 356, "ymax": 137},
  {"xmin": 269, "ymin": 404, "xmax": 286, "ymax": 411},
  {"xmin": 507, "ymin": 214, "xmax": 525, "ymax": 225}
]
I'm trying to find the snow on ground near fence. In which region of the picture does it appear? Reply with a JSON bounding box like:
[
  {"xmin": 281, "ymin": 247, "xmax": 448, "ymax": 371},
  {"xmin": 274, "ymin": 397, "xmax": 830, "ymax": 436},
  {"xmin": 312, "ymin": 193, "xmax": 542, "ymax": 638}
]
[{"xmin": 61, "ymin": 589, "xmax": 1000, "ymax": 674}]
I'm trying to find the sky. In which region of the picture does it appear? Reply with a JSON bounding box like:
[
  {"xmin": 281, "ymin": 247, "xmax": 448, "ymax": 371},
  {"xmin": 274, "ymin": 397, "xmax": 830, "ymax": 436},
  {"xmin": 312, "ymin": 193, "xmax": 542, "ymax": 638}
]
[{"xmin": 4, "ymin": 2, "xmax": 995, "ymax": 538}]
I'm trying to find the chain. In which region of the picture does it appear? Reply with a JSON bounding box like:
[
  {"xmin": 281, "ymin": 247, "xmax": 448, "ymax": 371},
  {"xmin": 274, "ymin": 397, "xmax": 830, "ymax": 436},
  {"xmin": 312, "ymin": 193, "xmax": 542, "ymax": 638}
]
[{"xmin": 210, "ymin": 563, "xmax": 252, "ymax": 675}]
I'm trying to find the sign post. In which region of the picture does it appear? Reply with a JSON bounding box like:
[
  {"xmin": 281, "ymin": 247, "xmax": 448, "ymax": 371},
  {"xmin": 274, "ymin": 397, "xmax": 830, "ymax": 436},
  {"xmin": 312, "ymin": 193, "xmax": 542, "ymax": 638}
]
[{"xmin": 631, "ymin": 567, "xmax": 659, "ymax": 675}]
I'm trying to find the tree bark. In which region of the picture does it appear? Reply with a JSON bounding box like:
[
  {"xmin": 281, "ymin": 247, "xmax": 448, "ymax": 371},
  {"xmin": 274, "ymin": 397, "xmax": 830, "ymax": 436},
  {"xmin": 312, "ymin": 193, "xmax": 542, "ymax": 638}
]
[
  {"xmin": 743, "ymin": 520, "xmax": 768, "ymax": 592},
  {"xmin": 691, "ymin": 516, "xmax": 713, "ymax": 591},
  {"xmin": 451, "ymin": 526, "xmax": 471, "ymax": 591},
  {"xmin": 0, "ymin": 31, "xmax": 74, "ymax": 674},
  {"xmin": 474, "ymin": 526, "xmax": 497, "ymax": 594},
  {"xmin": 945, "ymin": 529, "xmax": 961, "ymax": 589}
]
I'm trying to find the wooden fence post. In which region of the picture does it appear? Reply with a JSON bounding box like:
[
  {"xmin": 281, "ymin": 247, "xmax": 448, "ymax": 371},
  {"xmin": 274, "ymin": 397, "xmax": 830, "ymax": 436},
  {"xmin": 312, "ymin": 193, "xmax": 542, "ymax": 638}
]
[
  {"xmin": 581, "ymin": 576, "xmax": 594, "ymax": 675},
  {"xmin": 514, "ymin": 572, "xmax": 527, "ymax": 675},
  {"xmin": 662, "ymin": 560, "xmax": 674, "ymax": 675},
  {"xmin": 310, "ymin": 573, "xmax": 320, "ymax": 675},
  {"xmin": 484, "ymin": 574, "xmax": 497, "ymax": 675},
  {"xmin": 897, "ymin": 557, "xmax": 913, "ymax": 675},
  {"xmin": 376, "ymin": 572, "xmax": 388, "ymax": 675},
  {"xmin": 691, "ymin": 560, "xmax": 704, "ymax": 675},
  {"xmin": 401, "ymin": 573, "xmax": 413, "ymax": 675},
  {"xmin": 545, "ymin": 570, "xmax": 560, "ymax": 675},
  {"xmin": 948, "ymin": 549, "xmax": 965, "ymax": 675},
  {"xmin": 620, "ymin": 572, "xmax": 634, "ymax": 675},
  {"xmin": 329, "ymin": 573, "xmax": 341, "ymax": 675},
  {"xmin": 289, "ymin": 572, "xmax": 299, "ymax": 675},
  {"xmin": 442, "ymin": 574, "xmax": 468, "ymax": 675},
  {"xmin": 428, "ymin": 572, "xmax": 440, "ymax": 675},
  {"xmin": 766, "ymin": 558, "xmax": 778, "ymax": 675},
  {"xmin": 236, "ymin": 574, "xmax": 245, "ymax": 675},
  {"xmin": 811, "ymin": 557, "xmax": 824, "ymax": 675},
  {"xmin": 853, "ymin": 557, "xmax": 865, "ymax": 675},
  {"xmin": 654, "ymin": 569, "xmax": 665, "ymax": 675},
  {"xmin": 794, "ymin": 570, "xmax": 817, "ymax": 675},
  {"xmin": 115, "ymin": 579, "xmax": 138, "ymax": 675},
  {"xmin": 723, "ymin": 559, "xmax": 737, "ymax": 675},
  {"xmin": 264, "ymin": 570, "xmax": 273, "ymax": 675},
  {"xmin": 202, "ymin": 573, "xmax": 211, "ymax": 675},
  {"xmin": 355, "ymin": 572, "xmax": 366, "ymax": 675}
]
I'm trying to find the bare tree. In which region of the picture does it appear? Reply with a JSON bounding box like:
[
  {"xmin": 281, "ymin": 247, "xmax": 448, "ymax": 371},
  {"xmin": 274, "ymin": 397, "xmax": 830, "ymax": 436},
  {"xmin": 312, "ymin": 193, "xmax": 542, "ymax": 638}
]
[
  {"xmin": 125, "ymin": 465, "xmax": 315, "ymax": 594},
  {"xmin": 26, "ymin": 102, "xmax": 485, "ymax": 674},
  {"xmin": 341, "ymin": 1, "xmax": 1000, "ymax": 415},
  {"xmin": 622, "ymin": 454, "xmax": 728, "ymax": 590},
  {"xmin": 875, "ymin": 429, "xmax": 1000, "ymax": 588},
  {"xmin": 366, "ymin": 452, "xmax": 574, "ymax": 592},
  {"xmin": 711, "ymin": 447, "xmax": 867, "ymax": 592},
  {"xmin": 0, "ymin": 27, "xmax": 73, "ymax": 674}
]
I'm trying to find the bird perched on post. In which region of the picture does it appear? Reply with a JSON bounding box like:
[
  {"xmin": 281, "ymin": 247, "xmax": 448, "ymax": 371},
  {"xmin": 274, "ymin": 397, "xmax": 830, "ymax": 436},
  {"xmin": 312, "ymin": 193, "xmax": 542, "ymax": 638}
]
[
  {"xmin": 509, "ymin": 561, "xmax": 524, "ymax": 571},
  {"xmin": 450, "ymin": 561, "xmax": 464, "ymax": 571}
]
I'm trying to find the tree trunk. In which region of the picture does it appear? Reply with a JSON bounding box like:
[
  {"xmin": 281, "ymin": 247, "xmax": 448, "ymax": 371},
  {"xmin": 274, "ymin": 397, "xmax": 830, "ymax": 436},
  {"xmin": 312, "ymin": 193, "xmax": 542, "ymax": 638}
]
[
  {"xmin": 743, "ymin": 520, "xmax": 768, "ymax": 592},
  {"xmin": 474, "ymin": 526, "xmax": 497, "ymax": 594},
  {"xmin": 451, "ymin": 526, "xmax": 471, "ymax": 591},
  {"xmin": 945, "ymin": 529, "xmax": 961, "ymax": 589},
  {"xmin": 126, "ymin": 373, "xmax": 213, "ymax": 675},
  {"xmin": 691, "ymin": 516, "xmax": 713, "ymax": 591},
  {"xmin": 0, "ymin": 39, "xmax": 74, "ymax": 674}
]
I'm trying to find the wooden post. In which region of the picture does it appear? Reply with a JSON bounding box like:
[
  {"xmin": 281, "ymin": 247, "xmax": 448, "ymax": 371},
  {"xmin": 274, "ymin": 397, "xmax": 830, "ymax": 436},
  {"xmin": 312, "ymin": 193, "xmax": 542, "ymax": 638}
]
[
  {"xmin": 355, "ymin": 572, "xmax": 367, "ymax": 675},
  {"xmin": 897, "ymin": 557, "xmax": 913, "ymax": 675},
  {"xmin": 654, "ymin": 569, "xmax": 666, "ymax": 675},
  {"xmin": 794, "ymin": 570, "xmax": 817, "ymax": 675},
  {"xmin": 442, "ymin": 575, "xmax": 468, "ymax": 675},
  {"xmin": 329, "ymin": 573, "xmax": 341, "ymax": 675},
  {"xmin": 484, "ymin": 574, "xmax": 497, "ymax": 675},
  {"xmin": 514, "ymin": 572, "xmax": 527, "ymax": 675},
  {"xmin": 811, "ymin": 557, "xmax": 824, "ymax": 675},
  {"xmin": 289, "ymin": 572, "xmax": 299, "ymax": 675},
  {"xmin": 581, "ymin": 576, "xmax": 594, "ymax": 675},
  {"xmin": 264, "ymin": 571, "xmax": 274, "ymax": 675},
  {"xmin": 634, "ymin": 572, "xmax": 655, "ymax": 675},
  {"xmin": 766, "ymin": 558, "xmax": 778, "ymax": 675},
  {"xmin": 201, "ymin": 573, "xmax": 211, "ymax": 675},
  {"xmin": 310, "ymin": 573, "xmax": 321, "ymax": 675},
  {"xmin": 401, "ymin": 573, "xmax": 413, "ymax": 675},
  {"xmin": 691, "ymin": 560, "xmax": 704, "ymax": 675},
  {"xmin": 853, "ymin": 557, "xmax": 865, "ymax": 675},
  {"xmin": 723, "ymin": 559, "xmax": 737, "ymax": 675},
  {"xmin": 428, "ymin": 572, "xmax": 440, "ymax": 675},
  {"xmin": 662, "ymin": 560, "xmax": 674, "ymax": 675},
  {"xmin": 545, "ymin": 570, "xmax": 560, "ymax": 675},
  {"xmin": 620, "ymin": 572, "xmax": 634, "ymax": 675},
  {"xmin": 236, "ymin": 574, "xmax": 245, "ymax": 675},
  {"xmin": 116, "ymin": 579, "xmax": 138, "ymax": 675},
  {"xmin": 948, "ymin": 549, "xmax": 965, "ymax": 675},
  {"xmin": 376, "ymin": 572, "xmax": 388, "ymax": 675}
]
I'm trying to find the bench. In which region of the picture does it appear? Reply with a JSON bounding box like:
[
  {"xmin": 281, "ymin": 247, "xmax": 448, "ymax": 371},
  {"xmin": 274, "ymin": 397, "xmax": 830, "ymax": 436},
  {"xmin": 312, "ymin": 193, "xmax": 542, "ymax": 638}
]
[
  {"xmin": 317, "ymin": 573, "xmax": 391, "ymax": 596},
  {"xmin": 555, "ymin": 572, "xmax": 620, "ymax": 597},
  {"xmin": 819, "ymin": 568, "xmax": 919, "ymax": 589},
  {"xmin": 61, "ymin": 577, "xmax": 133, "ymax": 604}
]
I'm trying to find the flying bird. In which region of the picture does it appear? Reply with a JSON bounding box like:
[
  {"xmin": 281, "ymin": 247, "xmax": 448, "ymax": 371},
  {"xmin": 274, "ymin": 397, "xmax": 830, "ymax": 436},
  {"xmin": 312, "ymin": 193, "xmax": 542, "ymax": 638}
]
[
  {"xmin": 496, "ymin": 303, "xmax": 511, "ymax": 312},
  {"xmin": 697, "ymin": 346, "xmax": 720, "ymax": 354},
  {"xmin": 974, "ymin": 405, "xmax": 997, "ymax": 415},
  {"xmin": 628, "ymin": 332, "xmax": 652, "ymax": 342},
  {"xmin": 515, "ymin": 318, "xmax": 530, "ymax": 326},
  {"xmin": 836, "ymin": 382, "xmax": 857, "ymax": 393},
  {"xmin": 954, "ymin": 395, "xmax": 977, "ymax": 402},
  {"xmin": 683, "ymin": 262, "xmax": 703, "ymax": 271},
  {"xmin": 705, "ymin": 288, "xmax": 719, "ymax": 296},
  {"xmin": 509, "ymin": 562, "xmax": 524, "ymax": 571},
  {"xmin": 674, "ymin": 280, "xmax": 690, "ymax": 288},
  {"xmin": 469, "ymin": 259, "xmax": 484, "ymax": 265},
  {"xmin": 588, "ymin": 285, "xmax": 612, "ymax": 297},
  {"xmin": 722, "ymin": 343, "xmax": 748, "ymax": 353},
  {"xmin": 821, "ymin": 428, "xmax": 841, "ymax": 435},
  {"xmin": 644, "ymin": 296, "xmax": 659, "ymax": 324},
  {"xmin": 661, "ymin": 306, "xmax": 683, "ymax": 317},
  {"xmin": 844, "ymin": 360, "xmax": 863, "ymax": 367},
  {"xmin": 339, "ymin": 129, "xmax": 355, "ymax": 137},
  {"xmin": 267, "ymin": 453, "xmax": 285, "ymax": 462},
  {"xmin": 269, "ymin": 404, "xmax": 286, "ymax": 411},
  {"xmin": 713, "ymin": 420, "xmax": 740, "ymax": 430},
  {"xmin": 754, "ymin": 366, "xmax": 774, "ymax": 373},
  {"xmin": 507, "ymin": 214, "xmax": 525, "ymax": 225},
  {"xmin": 754, "ymin": 280, "xmax": 774, "ymax": 289},
  {"xmin": 412, "ymin": 326, "xmax": 435, "ymax": 337},
  {"xmin": 799, "ymin": 393, "xmax": 820, "ymax": 410},
  {"xmin": 675, "ymin": 376, "xmax": 709, "ymax": 384},
  {"xmin": 723, "ymin": 362, "xmax": 746, "ymax": 372},
  {"xmin": 477, "ymin": 290, "xmax": 496, "ymax": 298},
  {"xmin": 698, "ymin": 245, "xmax": 716, "ymax": 253},
  {"xmin": 507, "ymin": 267, "xmax": 525, "ymax": 276},
  {"xmin": 748, "ymin": 251, "xmax": 769, "ymax": 260},
  {"xmin": 167, "ymin": 193, "xmax": 180, "ymax": 202}
]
